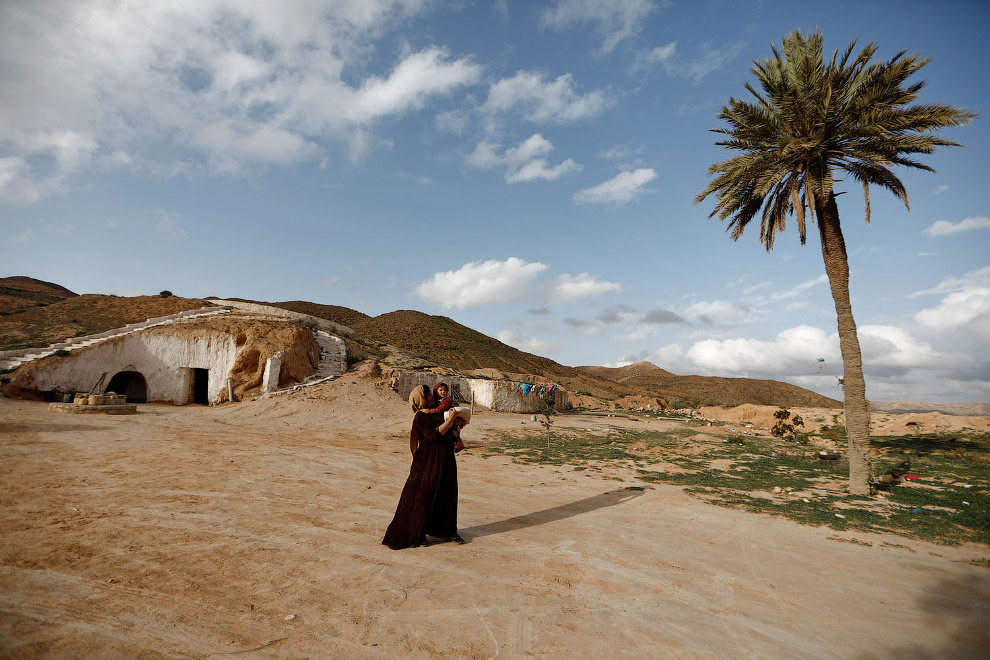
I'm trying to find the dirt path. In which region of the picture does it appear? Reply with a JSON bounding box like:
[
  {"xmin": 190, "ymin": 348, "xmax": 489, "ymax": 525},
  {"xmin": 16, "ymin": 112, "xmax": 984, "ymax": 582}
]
[{"xmin": 1, "ymin": 381, "xmax": 988, "ymax": 659}]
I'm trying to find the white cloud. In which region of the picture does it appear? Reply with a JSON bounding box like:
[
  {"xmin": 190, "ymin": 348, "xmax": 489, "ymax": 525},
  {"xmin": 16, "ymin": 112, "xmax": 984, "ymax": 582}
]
[
  {"xmin": 540, "ymin": 0, "xmax": 659, "ymax": 55},
  {"xmin": 466, "ymin": 134, "xmax": 581, "ymax": 184},
  {"xmin": 672, "ymin": 323, "xmax": 960, "ymax": 383},
  {"xmin": 573, "ymin": 168, "xmax": 656, "ymax": 206},
  {"xmin": 546, "ymin": 273, "xmax": 622, "ymax": 304},
  {"xmin": 0, "ymin": 1, "xmax": 479, "ymax": 201},
  {"xmin": 506, "ymin": 158, "xmax": 581, "ymax": 183},
  {"xmin": 932, "ymin": 185, "xmax": 949, "ymax": 195},
  {"xmin": 435, "ymin": 109, "xmax": 470, "ymax": 134},
  {"xmin": 347, "ymin": 46, "xmax": 481, "ymax": 122},
  {"xmin": 909, "ymin": 266, "xmax": 990, "ymax": 298},
  {"xmin": 0, "ymin": 129, "xmax": 99, "ymax": 203},
  {"xmin": 769, "ymin": 274, "xmax": 828, "ymax": 301},
  {"xmin": 742, "ymin": 281, "xmax": 772, "ymax": 295},
  {"xmin": 414, "ymin": 257, "xmax": 548, "ymax": 309},
  {"xmin": 482, "ymin": 71, "xmax": 610, "ymax": 123},
  {"xmin": 149, "ymin": 208, "xmax": 187, "ymax": 239},
  {"xmin": 600, "ymin": 144, "xmax": 644, "ymax": 161},
  {"xmin": 617, "ymin": 325, "xmax": 659, "ymax": 341},
  {"xmin": 858, "ymin": 325, "xmax": 952, "ymax": 371},
  {"xmin": 496, "ymin": 329, "xmax": 560, "ymax": 355},
  {"xmin": 637, "ymin": 40, "xmax": 746, "ymax": 82},
  {"xmin": 685, "ymin": 325, "xmax": 834, "ymax": 375},
  {"xmin": 683, "ymin": 300, "xmax": 751, "ymax": 325},
  {"xmin": 923, "ymin": 216, "xmax": 990, "ymax": 237},
  {"xmin": 915, "ymin": 288, "xmax": 990, "ymax": 340}
]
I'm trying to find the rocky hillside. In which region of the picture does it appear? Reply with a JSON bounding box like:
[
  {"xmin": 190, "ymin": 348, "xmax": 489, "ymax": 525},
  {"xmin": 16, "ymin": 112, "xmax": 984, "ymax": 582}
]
[
  {"xmin": 0, "ymin": 276, "xmax": 77, "ymax": 312},
  {"xmin": 0, "ymin": 278, "xmax": 210, "ymax": 351}
]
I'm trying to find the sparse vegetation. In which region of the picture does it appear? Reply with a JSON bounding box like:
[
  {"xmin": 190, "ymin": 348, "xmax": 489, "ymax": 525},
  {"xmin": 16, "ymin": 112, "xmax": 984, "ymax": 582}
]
[
  {"xmin": 537, "ymin": 390, "xmax": 557, "ymax": 448},
  {"xmin": 482, "ymin": 427, "xmax": 990, "ymax": 545},
  {"xmin": 53, "ymin": 349, "xmax": 71, "ymax": 357},
  {"xmin": 771, "ymin": 408, "xmax": 805, "ymax": 441}
]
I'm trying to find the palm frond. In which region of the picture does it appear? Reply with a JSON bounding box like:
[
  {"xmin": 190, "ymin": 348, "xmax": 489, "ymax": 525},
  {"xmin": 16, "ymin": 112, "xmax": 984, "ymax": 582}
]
[{"xmin": 696, "ymin": 28, "xmax": 973, "ymax": 248}]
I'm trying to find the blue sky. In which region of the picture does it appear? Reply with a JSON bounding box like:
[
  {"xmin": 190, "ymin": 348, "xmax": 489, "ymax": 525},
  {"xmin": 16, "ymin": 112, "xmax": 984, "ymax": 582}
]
[{"xmin": 2, "ymin": 0, "xmax": 988, "ymax": 402}]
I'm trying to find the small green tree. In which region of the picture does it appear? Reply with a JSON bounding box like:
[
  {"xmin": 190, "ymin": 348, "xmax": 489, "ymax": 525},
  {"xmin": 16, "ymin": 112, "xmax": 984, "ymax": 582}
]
[
  {"xmin": 771, "ymin": 408, "xmax": 804, "ymax": 440},
  {"xmin": 537, "ymin": 390, "xmax": 556, "ymax": 448},
  {"xmin": 159, "ymin": 290, "xmax": 173, "ymax": 298}
]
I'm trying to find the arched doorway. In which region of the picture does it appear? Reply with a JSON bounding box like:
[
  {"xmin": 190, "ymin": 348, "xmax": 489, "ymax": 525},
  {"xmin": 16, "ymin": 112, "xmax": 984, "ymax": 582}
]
[{"xmin": 106, "ymin": 371, "xmax": 148, "ymax": 403}]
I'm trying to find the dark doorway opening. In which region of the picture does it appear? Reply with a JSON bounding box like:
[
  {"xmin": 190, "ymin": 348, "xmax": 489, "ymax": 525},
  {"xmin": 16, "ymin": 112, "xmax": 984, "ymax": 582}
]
[
  {"xmin": 192, "ymin": 368, "xmax": 209, "ymax": 405},
  {"xmin": 106, "ymin": 371, "xmax": 148, "ymax": 403}
]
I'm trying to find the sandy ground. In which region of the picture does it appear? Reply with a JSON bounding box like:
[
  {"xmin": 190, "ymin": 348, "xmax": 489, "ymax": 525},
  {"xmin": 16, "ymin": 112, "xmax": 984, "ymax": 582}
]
[{"xmin": 1, "ymin": 377, "xmax": 989, "ymax": 659}]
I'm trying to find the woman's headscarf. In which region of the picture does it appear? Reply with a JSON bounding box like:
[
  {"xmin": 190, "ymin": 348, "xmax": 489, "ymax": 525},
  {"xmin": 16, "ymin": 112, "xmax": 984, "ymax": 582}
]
[{"xmin": 409, "ymin": 384, "xmax": 432, "ymax": 412}]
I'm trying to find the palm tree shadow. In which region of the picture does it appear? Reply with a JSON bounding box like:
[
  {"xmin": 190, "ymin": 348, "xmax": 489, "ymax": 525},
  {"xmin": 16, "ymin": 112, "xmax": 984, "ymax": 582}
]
[
  {"xmin": 460, "ymin": 486, "xmax": 649, "ymax": 540},
  {"xmin": 881, "ymin": 568, "xmax": 990, "ymax": 660}
]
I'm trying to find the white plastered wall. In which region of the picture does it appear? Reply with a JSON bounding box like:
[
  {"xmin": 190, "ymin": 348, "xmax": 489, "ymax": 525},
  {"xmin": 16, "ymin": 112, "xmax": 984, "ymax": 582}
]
[
  {"xmin": 390, "ymin": 371, "xmax": 568, "ymax": 413},
  {"xmin": 19, "ymin": 331, "xmax": 237, "ymax": 404}
]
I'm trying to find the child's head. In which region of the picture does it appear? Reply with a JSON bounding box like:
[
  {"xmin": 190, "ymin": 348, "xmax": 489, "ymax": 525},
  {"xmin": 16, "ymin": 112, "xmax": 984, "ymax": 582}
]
[{"xmin": 434, "ymin": 382, "xmax": 449, "ymax": 399}]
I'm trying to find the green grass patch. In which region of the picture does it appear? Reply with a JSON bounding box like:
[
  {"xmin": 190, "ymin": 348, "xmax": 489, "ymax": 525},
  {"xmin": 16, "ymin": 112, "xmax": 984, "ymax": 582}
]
[{"xmin": 482, "ymin": 427, "xmax": 990, "ymax": 546}]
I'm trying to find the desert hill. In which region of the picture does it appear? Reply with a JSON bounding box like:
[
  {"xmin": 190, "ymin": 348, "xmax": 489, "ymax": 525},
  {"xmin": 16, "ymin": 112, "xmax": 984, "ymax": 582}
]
[
  {"xmin": 348, "ymin": 310, "xmax": 636, "ymax": 400},
  {"xmin": 579, "ymin": 361, "xmax": 840, "ymax": 408},
  {"xmin": 227, "ymin": 298, "xmax": 371, "ymax": 329},
  {"xmin": 0, "ymin": 289, "xmax": 208, "ymax": 351},
  {"xmin": 1, "ymin": 278, "xmax": 842, "ymax": 408},
  {"xmin": 0, "ymin": 276, "xmax": 77, "ymax": 312}
]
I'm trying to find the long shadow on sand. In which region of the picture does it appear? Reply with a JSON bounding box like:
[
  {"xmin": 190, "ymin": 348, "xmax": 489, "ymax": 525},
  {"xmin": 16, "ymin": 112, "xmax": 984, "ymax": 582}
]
[
  {"xmin": 881, "ymin": 568, "xmax": 990, "ymax": 660},
  {"xmin": 460, "ymin": 486, "xmax": 648, "ymax": 539}
]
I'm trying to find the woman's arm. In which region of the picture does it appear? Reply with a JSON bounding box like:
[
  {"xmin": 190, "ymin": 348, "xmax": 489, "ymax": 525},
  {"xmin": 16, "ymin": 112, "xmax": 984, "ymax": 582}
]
[
  {"xmin": 438, "ymin": 413, "xmax": 457, "ymax": 435},
  {"xmin": 411, "ymin": 411, "xmax": 456, "ymax": 449}
]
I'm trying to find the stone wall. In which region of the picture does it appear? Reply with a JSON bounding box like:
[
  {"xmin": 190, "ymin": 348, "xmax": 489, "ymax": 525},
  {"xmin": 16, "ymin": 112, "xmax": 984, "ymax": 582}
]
[{"xmin": 390, "ymin": 371, "xmax": 568, "ymax": 413}]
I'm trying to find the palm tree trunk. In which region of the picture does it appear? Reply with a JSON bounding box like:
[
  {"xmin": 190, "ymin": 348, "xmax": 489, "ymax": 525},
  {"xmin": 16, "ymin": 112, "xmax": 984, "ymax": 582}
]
[{"xmin": 817, "ymin": 192, "xmax": 872, "ymax": 495}]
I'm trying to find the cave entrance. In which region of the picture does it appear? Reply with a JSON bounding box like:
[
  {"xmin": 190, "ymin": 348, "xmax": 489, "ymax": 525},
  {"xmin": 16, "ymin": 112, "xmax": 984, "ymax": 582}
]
[
  {"xmin": 192, "ymin": 368, "xmax": 210, "ymax": 405},
  {"xmin": 106, "ymin": 371, "xmax": 148, "ymax": 403}
]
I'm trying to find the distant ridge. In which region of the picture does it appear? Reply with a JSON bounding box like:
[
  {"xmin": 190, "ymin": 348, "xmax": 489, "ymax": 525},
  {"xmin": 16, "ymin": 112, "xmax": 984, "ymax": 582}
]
[
  {"xmin": 2, "ymin": 281, "xmax": 843, "ymax": 408},
  {"xmin": 578, "ymin": 361, "xmax": 841, "ymax": 408},
  {"xmin": 871, "ymin": 400, "xmax": 990, "ymax": 416}
]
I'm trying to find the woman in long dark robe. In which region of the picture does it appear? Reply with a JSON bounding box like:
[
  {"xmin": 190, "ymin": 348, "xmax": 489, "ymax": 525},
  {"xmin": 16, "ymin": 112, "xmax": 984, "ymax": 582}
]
[{"xmin": 382, "ymin": 410, "xmax": 465, "ymax": 549}]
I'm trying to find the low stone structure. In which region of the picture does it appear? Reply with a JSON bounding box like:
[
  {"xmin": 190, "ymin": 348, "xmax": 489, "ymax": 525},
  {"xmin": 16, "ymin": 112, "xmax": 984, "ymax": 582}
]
[
  {"xmin": 49, "ymin": 402, "xmax": 137, "ymax": 414},
  {"xmin": 389, "ymin": 371, "xmax": 568, "ymax": 414},
  {"xmin": 15, "ymin": 331, "xmax": 238, "ymax": 405}
]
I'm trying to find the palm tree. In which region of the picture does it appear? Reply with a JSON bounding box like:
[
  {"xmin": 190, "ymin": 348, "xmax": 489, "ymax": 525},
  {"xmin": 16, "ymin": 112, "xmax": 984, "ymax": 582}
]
[{"xmin": 696, "ymin": 30, "xmax": 972, "ymax": 494}]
